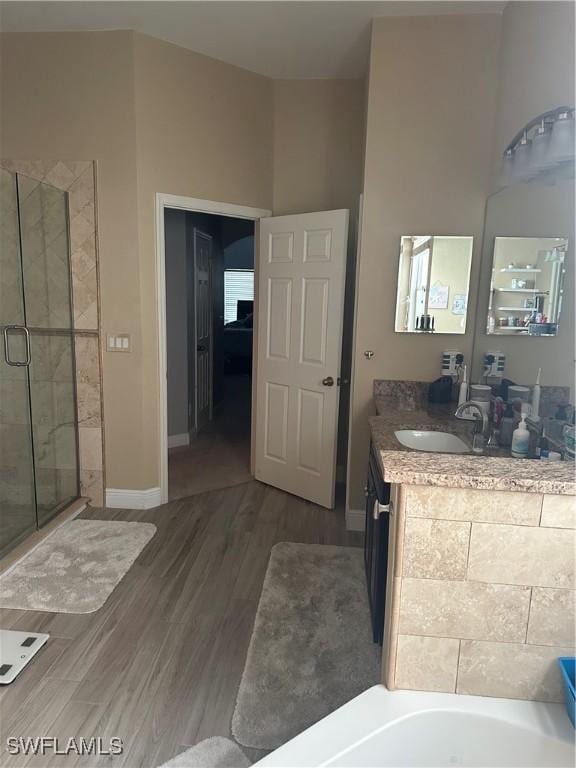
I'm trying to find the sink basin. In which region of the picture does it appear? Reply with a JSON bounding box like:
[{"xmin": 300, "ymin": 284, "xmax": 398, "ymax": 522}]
[{"xmin": 394, "ymin": 430, "xmax": 469, "ymax": 453}]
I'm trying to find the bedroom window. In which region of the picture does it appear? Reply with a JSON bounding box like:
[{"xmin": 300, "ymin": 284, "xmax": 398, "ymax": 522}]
[{"xmin": 224, "ymin": 269, "xmax": 254, "ymax": 324}]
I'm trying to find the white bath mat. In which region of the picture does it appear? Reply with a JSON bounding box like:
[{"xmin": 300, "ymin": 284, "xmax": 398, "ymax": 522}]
[
  {"xmin": 158, "ymin": 738, "xmax": 250, "ymax": 768},
  {"xmin": 0, "ymin": 520, "xmax": 156, "ymax": 613}
]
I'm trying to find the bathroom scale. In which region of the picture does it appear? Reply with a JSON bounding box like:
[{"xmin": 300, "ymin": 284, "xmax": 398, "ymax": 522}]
[{"xmin": 0, "ymin": 629, "xmax": 49, "ymax": 684}]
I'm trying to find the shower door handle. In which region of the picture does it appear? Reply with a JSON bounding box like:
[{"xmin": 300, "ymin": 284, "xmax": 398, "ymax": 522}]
[{"xmin": 3, "ymin": 325, "xmax": 31, "ymax": 367}]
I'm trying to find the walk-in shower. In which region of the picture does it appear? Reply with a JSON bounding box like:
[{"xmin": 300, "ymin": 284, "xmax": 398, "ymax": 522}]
[{"xmin": 1, "ymin": 167, "xmax": 80, "ymax": 557}]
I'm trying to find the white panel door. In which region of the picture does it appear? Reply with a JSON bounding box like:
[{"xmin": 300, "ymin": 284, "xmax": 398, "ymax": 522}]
[
  {"xmin": 194, "ymin": 229, "xmax": 212, "ymax": 433},
  {"xmin": 254, "ymin": 210, "xmax": 349, "ymax": 508}
]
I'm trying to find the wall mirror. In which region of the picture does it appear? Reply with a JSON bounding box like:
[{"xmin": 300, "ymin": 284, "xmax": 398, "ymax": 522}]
[
  {"xmin": 487, "ymin": 236, "xmax": 568, "ymax": 336},
  {"xmin": 470, "ymin": 179, "xmax": 574, "ymax": 390},
  {"xmin": 395, "ymin": 235, "xmax": 473, "ymax": 334}
]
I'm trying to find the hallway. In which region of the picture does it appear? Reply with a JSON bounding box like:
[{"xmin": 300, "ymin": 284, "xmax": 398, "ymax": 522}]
[{"xmin": 168, "ymin": 375, "xmax": 252, "ymax": 501}]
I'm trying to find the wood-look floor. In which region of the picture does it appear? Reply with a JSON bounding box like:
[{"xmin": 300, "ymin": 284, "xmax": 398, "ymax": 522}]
[{"xmin": 0, "ymin": 480, "xmax": 362, "ymax": 768}]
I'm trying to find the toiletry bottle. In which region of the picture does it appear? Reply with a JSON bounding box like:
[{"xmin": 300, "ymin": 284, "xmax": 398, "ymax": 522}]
[
  {"xmin": 537, "ymin": 429, "xmax": 549, "ymax": 459},
  {"xmin": 511, "ymin": 414, "xmax": 530, "ymax": 458},
  {"xmin": 457, "ymin": 365, "xmax": 468, "ymax": 407},
  {"xmin": 532, "ymin": 367, "xmax": 542, "ymax": 419},
  {"xmin": 499, "ymin": 403, "xmax": 515, "ymax": 446}
]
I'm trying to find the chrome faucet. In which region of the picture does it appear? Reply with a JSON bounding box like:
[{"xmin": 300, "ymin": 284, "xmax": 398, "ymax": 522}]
[{"xmin": 455, "ymin": 401, "xmax": 489, "ymax": 453}]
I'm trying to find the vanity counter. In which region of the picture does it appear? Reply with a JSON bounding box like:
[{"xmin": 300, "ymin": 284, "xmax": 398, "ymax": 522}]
[{"xmin": 370, "ymin": 396, "xmax": 575, "ymax": 495}]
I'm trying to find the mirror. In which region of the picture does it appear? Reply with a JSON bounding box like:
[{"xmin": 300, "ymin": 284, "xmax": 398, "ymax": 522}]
[
  {"xmin": 487, "ymin": 236, "xmax": 568, "ymax": 336},
  {"xmin": 470, "ymin": 179, "xmax": 574, "ymax": 392},
  {"xmin": 395, "ymin": 235, "xmax": 473, "ymax": 334}
]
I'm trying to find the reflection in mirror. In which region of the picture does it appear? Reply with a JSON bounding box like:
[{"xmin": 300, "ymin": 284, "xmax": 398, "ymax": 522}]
[
  {"xmin": 487, "ymin": 237, "xmax": 568, "ymax": 336},
  {"xmin": 395, "ymin": 235, "xmax": 473, "ymax": 334}
]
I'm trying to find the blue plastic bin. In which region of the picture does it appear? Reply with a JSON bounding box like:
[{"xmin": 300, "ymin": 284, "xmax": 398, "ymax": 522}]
[{"xmin": 558, "ymin": 657, "xmax": 575, "ymax": 728}]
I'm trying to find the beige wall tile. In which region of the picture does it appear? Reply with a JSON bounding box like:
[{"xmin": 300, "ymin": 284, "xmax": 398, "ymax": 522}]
[
  {"xmin": 403, "ymin": 518, "xmax": 470, "ymax": 580},
  {"xmin": 404, "ymin": 485, "xmax": 541, "ymax": 526},
  {"xmin": 457, "ymin": 640, "xmax": 571, "ymax": 702},
  {"xmin": 468, "ymin": 523, "xmax": 575, "ymax": 589},
  {"xmin": 78, "ymin": 427, "xmax": 103, "ymax": 472},
  {"xmin": 77, "ymin": 382, "xmax": 102, "ymax": 428},
  {"xmin": 80, "ymin": 469, "xmax": 104, "ymax": 507},
  {"xmin": 395, "ymin": 635, "xmax": 460, "ymax": 693},
  {"xmin": 527, "ymin": 588, "xmax": 576, "ymax": 647},
  {"xmin": 399, "ymin": 578, "xmax": 530, "ymax": 642},
  {"xmin": 74, "ymin": 335, "xmax": 100, "ymax": 385},
  {"xmin": 541, "ymin": 495, "xmax": 576, "ymax": 530}
]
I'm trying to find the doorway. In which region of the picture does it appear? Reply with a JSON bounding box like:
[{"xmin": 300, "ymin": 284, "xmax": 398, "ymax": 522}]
[
  {"xmin": 164, "ymin": 209, "xmax": 258, "ymax": 500},
  {"xmin": 156, "ymin": 195, "xmax": 271, "ymax": 504},
  {"xmin": 156, "ymin": 195, "xmax": 350, "ymax": 509},
  {"xmin": 0, "ymin": 168, "xmax": 80, "ymax": 557}
]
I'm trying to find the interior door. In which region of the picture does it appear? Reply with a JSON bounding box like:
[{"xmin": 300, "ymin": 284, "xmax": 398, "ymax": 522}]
[
  {"xmin": 254, "ymin": 209, "xmax": 349, "ymax": 508},
  {"xmin": 193, "ymin": 228, "xmax": 212, "ymax": 433}
]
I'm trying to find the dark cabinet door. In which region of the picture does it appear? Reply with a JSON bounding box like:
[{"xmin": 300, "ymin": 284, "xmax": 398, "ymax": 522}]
[{"xmin": 364, "ymin": 446, "xmax": 391, "ymax": 645}]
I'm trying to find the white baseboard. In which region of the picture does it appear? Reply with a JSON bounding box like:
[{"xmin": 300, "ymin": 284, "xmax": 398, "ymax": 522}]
[
  {"xmin": 105, "ymin": 487, "xmax": 162, "ymax": 510},
  {"xmin": 346, "ymin": 507, "xmax": 365, "ymax": 532},
  {"xmin": 168, "ymin": 433, "xmax": 190, "ymax": 449}
]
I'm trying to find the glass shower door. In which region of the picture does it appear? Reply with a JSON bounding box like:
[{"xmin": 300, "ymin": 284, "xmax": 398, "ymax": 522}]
[
  {"xmin": 17, "ymin": 173, "xmax": 80, "ymax": 528},
  {"xmin": 0, "ymin": 168, "xmax": 37, "ymax": 555}
]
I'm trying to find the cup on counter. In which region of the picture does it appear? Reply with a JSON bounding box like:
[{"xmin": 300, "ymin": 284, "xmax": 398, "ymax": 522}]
[
  {"xmin": 470, "ymin": 384, "xmax": 491, "ymax": 403},
  {"xmin": 508, "ymin": 385, "xmax": 530, "ymax": 403}
]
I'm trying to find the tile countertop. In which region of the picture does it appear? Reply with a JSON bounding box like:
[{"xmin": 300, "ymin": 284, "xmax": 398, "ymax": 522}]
[{"xmin": 370, "ymin": 395, "xmax": 576, "ymax": 496}]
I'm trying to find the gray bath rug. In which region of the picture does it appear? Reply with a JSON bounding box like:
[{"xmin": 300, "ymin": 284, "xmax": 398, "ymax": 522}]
[
  {"xmin": 159, "ymin": 738, "xmax": 250, "ymax": 768},
  {"xmin": 232, "ymin": 542, "xmax": 381, "ymax": 750},
  {"xmin": 0, "ymin": 519, "xmax": 156, "ymax": 613}
]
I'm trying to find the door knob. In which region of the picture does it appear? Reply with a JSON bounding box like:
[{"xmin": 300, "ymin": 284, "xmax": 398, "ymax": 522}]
[{"xmin": 322, "ymin": 376, "xmax": 334, "ymax": 387}]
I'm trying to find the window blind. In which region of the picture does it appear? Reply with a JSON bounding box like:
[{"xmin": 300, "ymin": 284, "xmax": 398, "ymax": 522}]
[{"xmin": 224, "ymin": 269, "xmax": 254, "ymax": 324}]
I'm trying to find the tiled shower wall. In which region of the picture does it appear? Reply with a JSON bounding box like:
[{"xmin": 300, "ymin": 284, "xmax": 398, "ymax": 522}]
[
  {"xmin": 1, "ymin": 160, "xmax": 104, "ymax": 506},
  {"xmin": 385, "ymin": 484, "xmax": 575, "ymax": 702}
]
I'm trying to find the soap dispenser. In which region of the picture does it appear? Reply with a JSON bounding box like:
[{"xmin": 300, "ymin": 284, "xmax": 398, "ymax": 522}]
[{"xmin": 511, "ymin": 412, "xmax": 530, "ymax": 458}]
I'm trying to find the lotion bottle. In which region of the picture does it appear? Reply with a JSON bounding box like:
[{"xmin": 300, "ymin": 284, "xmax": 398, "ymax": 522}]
[{"xmin": 511, "ymin": 413, "xmax": 530, "ymax": 458}]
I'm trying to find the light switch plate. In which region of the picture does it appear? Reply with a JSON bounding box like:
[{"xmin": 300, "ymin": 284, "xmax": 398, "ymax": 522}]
[{"xmin": 107, "ymin": 334, "xmax": 131, "ymax": 352}]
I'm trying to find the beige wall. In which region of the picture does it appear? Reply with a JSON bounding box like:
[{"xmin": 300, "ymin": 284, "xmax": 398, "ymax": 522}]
[
  {"xmin": 348, "ymin": 15, "xmax": 501, "ymax": 509},
  {"xmin": 272, "ymin": 79, "xmax": 365, "ymax": 215},
  {"xmin": 428, "ymin": 237, "xmax": 473, "ymax": 335},
  {"xmin": 132, "ymin": 33, "xmax": 274, "ymax": 487},
  {"xmin": 0, "ymin": 31, "xmax": 146, "ymax": 490},
  {"xmin": 0, "ymin": 31, "xmax": 274, "ymax": 490},
  {"xmin": 492, "ymin": 1, "xmax": 575, "ymax": 169}
]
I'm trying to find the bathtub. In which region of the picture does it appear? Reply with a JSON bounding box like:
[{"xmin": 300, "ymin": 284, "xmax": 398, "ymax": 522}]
[{"xmin": 254, "ymin": 685, "xmax": 575, "ymax": 767}]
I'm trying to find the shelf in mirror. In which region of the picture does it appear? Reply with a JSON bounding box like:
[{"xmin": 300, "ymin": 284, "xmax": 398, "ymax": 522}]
[{"xmin": 493, "ymin": 288, "xmax": 541, "ymax": 293}]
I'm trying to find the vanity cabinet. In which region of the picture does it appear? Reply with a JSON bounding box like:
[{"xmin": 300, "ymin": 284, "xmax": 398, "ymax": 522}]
[{"xmin": 364, "ymin": 444, "xmax": 391, "ymax": 645}]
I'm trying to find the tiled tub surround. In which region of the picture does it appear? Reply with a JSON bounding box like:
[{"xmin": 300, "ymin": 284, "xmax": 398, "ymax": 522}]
[
  {"xmin": 372, "ymin": 382, "xmax": 575, "ymax": 703},
  {"xmin": 384, "ymin": 484, "xmax": 575, "ymax": 702},
  {"xmin": 1, "ymin": 161, "xmax": 104, "ymax": 506}
]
